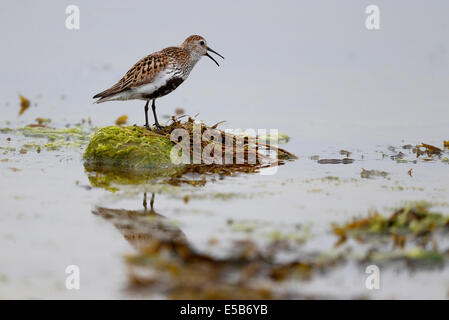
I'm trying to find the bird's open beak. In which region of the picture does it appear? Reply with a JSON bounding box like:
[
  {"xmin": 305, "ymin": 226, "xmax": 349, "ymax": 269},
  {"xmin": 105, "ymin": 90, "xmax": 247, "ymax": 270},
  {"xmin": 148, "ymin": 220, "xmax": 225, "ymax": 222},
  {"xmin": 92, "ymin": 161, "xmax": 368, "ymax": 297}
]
[{"xmin": 205, "ymin": 46, "xmax": 224, "ymax": 67}]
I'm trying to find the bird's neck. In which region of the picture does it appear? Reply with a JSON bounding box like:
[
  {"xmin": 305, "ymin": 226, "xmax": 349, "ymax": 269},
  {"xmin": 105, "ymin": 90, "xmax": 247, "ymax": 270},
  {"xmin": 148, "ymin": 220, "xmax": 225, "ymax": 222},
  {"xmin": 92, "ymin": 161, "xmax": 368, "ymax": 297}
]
[
  {"xmin": 185, "ymin": 49, "xmax": 203, "ymax": 65},
  {"xmin": 175, "ymin": 47, "xmax": 202, "ymax": 78}
]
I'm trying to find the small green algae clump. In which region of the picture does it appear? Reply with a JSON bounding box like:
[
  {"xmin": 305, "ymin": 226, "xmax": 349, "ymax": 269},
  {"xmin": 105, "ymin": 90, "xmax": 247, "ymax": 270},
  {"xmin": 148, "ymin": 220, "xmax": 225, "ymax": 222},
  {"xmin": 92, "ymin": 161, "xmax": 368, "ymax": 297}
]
[
  {"xmin": 0, "ymin": 125, "xmax": 92, "ymax": 153},
  {"xmin": 333, "ymin": 202, "xmax": 449, "ymax": 244},
  {"xmin": 365, "ymin": 248, "xmax": 446, "ymax": 266},
  {"xmin": 84, "ymin": 126, "xmax": 178, "ymax": 172}
]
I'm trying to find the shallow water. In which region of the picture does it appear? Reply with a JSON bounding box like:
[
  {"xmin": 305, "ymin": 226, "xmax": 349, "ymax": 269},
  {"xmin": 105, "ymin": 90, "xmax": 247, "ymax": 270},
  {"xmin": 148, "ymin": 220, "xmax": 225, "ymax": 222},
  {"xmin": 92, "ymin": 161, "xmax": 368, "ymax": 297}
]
[{"xmin": 1, "ymin": 1, "xmax": 449, "ymax": 299}]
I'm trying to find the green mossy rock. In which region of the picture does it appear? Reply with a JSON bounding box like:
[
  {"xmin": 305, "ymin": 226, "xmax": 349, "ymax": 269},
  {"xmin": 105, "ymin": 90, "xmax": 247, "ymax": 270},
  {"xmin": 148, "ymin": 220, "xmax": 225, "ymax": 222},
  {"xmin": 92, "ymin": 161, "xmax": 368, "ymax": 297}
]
[
  {"xmin": 83, "ymin": 126, "xmax": 181, "ymax": 173},
  {"xmin": 83, "ymin": 123, "xmax": 296, "ymax": 189}
]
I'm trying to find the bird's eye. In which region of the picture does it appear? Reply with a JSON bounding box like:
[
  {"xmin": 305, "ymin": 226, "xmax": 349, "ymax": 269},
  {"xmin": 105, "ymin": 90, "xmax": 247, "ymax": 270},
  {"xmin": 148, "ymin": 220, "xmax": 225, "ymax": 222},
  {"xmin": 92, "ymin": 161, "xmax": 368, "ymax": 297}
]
[{"xmin": 200, "ymin": 41, "xmax": 205, "ymax": 46}]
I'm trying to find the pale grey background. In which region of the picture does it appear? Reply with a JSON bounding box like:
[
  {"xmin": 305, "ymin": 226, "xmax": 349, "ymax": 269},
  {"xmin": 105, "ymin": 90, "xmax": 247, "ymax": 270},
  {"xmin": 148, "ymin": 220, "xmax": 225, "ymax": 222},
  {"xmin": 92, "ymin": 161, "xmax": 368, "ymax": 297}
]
[{"xmin": 1, "ymin": 0, "xmax": 448, "ymax": 146}]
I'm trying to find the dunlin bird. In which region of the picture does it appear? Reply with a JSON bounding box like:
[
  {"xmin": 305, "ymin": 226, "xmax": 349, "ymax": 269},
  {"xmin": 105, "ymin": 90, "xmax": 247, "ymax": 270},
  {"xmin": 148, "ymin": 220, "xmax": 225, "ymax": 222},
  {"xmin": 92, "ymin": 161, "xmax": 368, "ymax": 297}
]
[{"xmin": 93, "ymin": 35, "xmax": 224, "ymax": 129}]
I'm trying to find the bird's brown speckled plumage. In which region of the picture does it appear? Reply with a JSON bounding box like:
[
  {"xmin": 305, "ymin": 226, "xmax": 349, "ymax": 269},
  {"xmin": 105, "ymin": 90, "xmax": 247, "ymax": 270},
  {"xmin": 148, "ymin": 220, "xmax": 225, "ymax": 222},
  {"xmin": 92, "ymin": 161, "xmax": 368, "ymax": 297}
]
[
  {"xmin": 93, "ymin": 35, "xmax": 223, "ymax": 129},
  {"xmin": 93, "ymin": 47, "xmax": 191, "ymax": 100}
]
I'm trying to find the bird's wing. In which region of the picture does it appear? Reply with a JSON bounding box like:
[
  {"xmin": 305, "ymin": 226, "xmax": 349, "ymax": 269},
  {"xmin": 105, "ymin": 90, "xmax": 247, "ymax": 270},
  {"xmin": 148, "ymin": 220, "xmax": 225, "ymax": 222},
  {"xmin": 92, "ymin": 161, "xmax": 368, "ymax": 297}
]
[{"xmin": 93, "ymin": 51, "xmax": 171, "ymax": 99}]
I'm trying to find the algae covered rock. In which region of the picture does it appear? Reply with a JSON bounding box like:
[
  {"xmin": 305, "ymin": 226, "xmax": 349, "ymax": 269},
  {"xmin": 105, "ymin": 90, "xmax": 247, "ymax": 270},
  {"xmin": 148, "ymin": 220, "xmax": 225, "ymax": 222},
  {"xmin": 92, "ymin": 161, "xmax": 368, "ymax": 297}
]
[
  {"xmin": 83, "ymin": 126, "xmax": 179, "ymax": 172},
  {"xmin": 83, "ymin": 121, "xmax": 296, "ymax": 187}
]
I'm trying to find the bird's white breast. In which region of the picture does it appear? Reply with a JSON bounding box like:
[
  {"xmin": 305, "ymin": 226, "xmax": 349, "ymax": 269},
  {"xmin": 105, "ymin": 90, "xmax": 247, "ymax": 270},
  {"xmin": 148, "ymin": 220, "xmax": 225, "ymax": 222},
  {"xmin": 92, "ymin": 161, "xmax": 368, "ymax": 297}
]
[
  {"xmin": 133, "ymin": 69, "xmax": 176, "ymax": 96},
  {"xmin": 103, "ymin": 66, "xmax": 187, "ymax": 102}
]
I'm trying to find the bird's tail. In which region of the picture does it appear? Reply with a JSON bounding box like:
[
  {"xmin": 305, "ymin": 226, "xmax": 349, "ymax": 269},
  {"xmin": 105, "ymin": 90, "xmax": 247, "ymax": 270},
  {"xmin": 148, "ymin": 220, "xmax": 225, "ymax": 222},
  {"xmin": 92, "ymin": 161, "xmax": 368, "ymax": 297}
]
[
  {"xmin": 92, "ymin": 83, "xmax": 122, "ymax": 103},
  {"xmin": 92, "ymin": 96, "xmax": 110, "ymax": 104}
]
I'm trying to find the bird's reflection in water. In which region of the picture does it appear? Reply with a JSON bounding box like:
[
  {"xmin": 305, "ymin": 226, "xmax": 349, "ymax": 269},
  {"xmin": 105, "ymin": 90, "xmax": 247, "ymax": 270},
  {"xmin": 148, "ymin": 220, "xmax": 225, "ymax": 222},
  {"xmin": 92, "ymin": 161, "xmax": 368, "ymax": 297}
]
[
  {"xmin": 93, "ymin": 192, "xmax": 186, "ymax": 251},
  {"xmin": 92, "ymin": 194, "xmax": 323, "ymax": 299}
]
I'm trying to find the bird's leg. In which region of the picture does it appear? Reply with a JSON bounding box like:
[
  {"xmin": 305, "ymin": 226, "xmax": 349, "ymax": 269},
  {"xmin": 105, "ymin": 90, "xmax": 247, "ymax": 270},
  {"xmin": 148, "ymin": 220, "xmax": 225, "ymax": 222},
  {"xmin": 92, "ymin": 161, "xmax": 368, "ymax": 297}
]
[
  {"xmin": 144, "ymin": 100, "xmax": 150, "ymax": 130},
  {"xmin": 143, "ymin": 192, "xmax": 147, "ymax": 213},
  {"xmin": 152, "ymin": 99, "xmax": 162, "ymax": 129},
  {"xmin": 149, "ymin": 193, "xmax": 155, "ymax": 215}
]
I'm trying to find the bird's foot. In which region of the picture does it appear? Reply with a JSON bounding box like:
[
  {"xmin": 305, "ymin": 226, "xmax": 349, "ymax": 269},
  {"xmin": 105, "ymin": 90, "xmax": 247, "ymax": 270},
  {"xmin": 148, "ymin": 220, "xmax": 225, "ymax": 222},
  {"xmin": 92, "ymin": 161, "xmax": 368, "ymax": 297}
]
[{"xmin": 143, "ymin": 123, "xmax": 163, "ymax": 131}]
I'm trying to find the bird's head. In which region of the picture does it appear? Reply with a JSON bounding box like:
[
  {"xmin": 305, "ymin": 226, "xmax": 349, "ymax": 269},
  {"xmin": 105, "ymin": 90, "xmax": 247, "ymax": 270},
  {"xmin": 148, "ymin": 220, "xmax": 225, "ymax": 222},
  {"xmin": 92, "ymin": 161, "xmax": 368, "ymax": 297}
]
[{"xmin": 181, "ymin": 35, "xmax": 224, "ymax": 66}]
